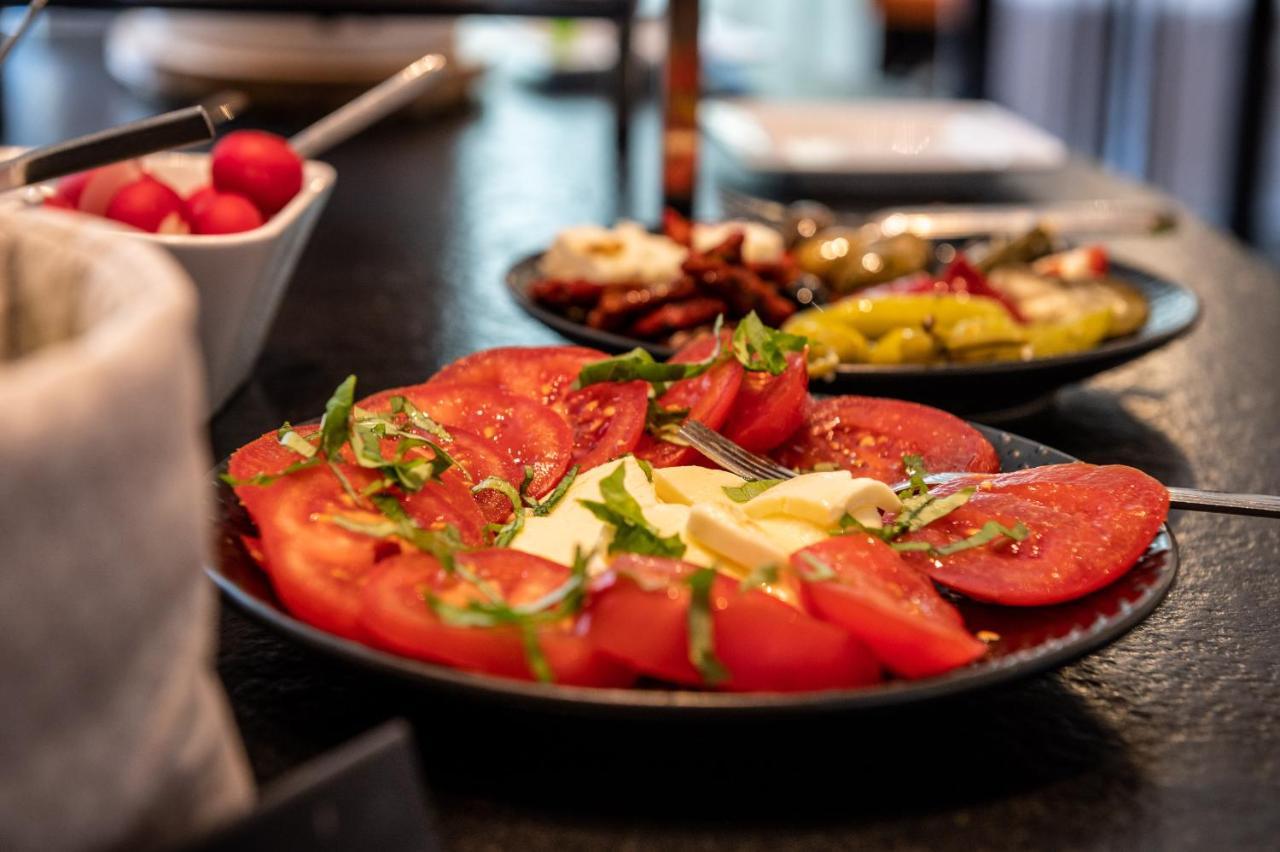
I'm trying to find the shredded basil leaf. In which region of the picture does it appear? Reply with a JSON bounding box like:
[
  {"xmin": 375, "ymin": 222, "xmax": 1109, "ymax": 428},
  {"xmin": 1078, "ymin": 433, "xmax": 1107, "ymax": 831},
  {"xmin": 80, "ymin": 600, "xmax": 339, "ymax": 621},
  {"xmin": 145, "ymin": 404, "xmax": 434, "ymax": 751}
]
[
  {"xmin": 578, "ymin": 465, "xmax": 686, "ymax": 558},
  {"xmin": 473, "ymin": 476, "xmax": 524, "ymax": 546},
  {"xmin": 686, "ymin": 568, "xmax": 730, "ymax": 686},
  {"xmin": 730, "ymin": 311, "xmax": 807, "ymax": 375},
  {"xmin": 529, "ymin": 466, "xmax": 579, "ymax": 516},
  {"xmin": 795, "ymin": 552, "xmax": 837, "ymax": 582},
  {"xmin": 739, "ymin": 563, "xmax": 780, "ymax": 591},
  {"xmin": 722, "ymin": 479, "xmax": 785, "ymax": 503},
  {"xmin": 327, "ymin": 494, "xmax": 466, "ymax": 571},
  {"xmin": 320, "ymin": 375, "xmax": 357, "ymax": 459},
  {"xmin": 276, "ymin": 422, "xmax": 318, "ymax": 459},
  {"xmin": 636, "ymin": 458, "xmax": 654, "ymax": 483},
  {"xmin": 388, "ymin": 395, "xmax": 452, "ymax": 442},
  {"xmin": 421, "ymin": 547, "xmax": 591, "ymax": 683},
  {"xmin": 573, "ymin": 316, "xmax": 725, "ymax": 390},
  {"xmin": 646, "ymin": 400, "xmax": 692, "ymax": 445},
  {"xmin": 220, "ymin": 456, "xmax": 321, "ymax": 487},
  {"xmin": 894, "ymin": 520, "xmax": 1030, "ymax": 556}
]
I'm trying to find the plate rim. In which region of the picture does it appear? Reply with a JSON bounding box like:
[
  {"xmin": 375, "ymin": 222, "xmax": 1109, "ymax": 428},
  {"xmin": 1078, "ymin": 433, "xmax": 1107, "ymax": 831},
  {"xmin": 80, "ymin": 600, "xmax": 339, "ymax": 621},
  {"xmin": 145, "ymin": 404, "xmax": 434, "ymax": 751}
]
[{"xmin": 208, "ymin": 424, "xmax": 1180, "ymax": 718}]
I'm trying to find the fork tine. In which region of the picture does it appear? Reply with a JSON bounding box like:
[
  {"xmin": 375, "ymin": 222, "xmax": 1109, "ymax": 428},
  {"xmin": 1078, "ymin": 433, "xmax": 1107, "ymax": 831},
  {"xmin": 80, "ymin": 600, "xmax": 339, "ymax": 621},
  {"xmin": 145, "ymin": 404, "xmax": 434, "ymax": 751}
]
[{"xmin": 678, "ymin": 421, "xmax": 796, "ymax": 481}]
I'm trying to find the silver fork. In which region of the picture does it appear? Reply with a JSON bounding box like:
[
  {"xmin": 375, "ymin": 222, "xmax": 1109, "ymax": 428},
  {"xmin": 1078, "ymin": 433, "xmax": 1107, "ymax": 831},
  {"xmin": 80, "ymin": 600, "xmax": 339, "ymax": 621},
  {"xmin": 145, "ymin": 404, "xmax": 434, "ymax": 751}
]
[
  {"xmin": 717, "ymin": 186, "xmax": 1179, "ymax": 245},
  {"xmin": 677, "ymin": 420, "xmax": 1280, "ymax": 519}
]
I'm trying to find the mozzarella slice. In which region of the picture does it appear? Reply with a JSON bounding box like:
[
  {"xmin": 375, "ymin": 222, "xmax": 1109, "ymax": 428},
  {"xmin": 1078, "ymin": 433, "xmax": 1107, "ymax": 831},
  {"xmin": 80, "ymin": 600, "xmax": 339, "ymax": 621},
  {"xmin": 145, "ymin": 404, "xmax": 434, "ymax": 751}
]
[
  {"xmin": 743, "ymin": 471, "xmax": 901, "ymax": 528},
  {"xmin": 686, "ymin": 503, "xmax": 789, "ymax": 571},
  {"xmin": 652, "ymin": 466, "xmax": 746, "ymax": 507},
  {"xmin": 509, "ymin": 457, "xmax": 657, "ymax": 569}
]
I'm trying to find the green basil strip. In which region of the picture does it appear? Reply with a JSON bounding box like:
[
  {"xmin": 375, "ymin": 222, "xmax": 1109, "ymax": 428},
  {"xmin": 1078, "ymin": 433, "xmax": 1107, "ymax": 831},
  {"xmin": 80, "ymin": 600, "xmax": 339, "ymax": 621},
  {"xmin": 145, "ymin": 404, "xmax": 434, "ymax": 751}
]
[
  {"xmin": 529, "ymin": 466, "xmax": 579, "ymax": 516},
  {"xmin": 686, "ymin": 567, "xmax": 730, "ymax": 686},
  {"xmin": 731, "ymin": 310, "xmax": 807, "ymax": 375},
  {"xmin": 579, "ymin": 466, "xmax": 686, "ymax": 558},
  {"xmin": 573, "ymin": 316, "xmax": 725, "ymax": 390},
  {"xmin": 320, "ymin": 375, "xmax": 357, "ymax": 459},
  {"xmin": 722, "ymin": 479, "xmax": 786, "ymax": 503}
]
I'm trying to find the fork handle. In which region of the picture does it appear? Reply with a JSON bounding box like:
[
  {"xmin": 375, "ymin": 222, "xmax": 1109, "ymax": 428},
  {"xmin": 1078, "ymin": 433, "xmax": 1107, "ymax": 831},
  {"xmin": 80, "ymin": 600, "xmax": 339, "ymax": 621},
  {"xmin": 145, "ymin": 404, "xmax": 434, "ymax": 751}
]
[{"xmin": 1167, "ymin": 487, "xmax": 1280, "ymax": 518}]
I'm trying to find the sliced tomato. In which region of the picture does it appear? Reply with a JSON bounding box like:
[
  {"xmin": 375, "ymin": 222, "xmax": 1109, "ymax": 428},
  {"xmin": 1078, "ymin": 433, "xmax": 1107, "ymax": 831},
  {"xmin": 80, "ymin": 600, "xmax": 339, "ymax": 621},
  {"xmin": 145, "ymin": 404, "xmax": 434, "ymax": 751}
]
[
  {"xmin": 229, "ymin": 428, "xmax": 487, "ymax": 638},
  {"xmin": 587, "ymin": 555, "xmax": 881, "ymax": 692},
  {"xmin": 720, "ymin": 351, "xmax": 809, "ymax": 453},
  {"xmin": 791, "ymin": 536, "xmax": 986, "ymax": 679},
  {"xmin": 359, "ymin": 550, "xmax": 634, "ymax": 687},
  {"xmin": 433, "ymin": 427, "xmax": 524, "ymax": 524},
  {"xmin": 635, "ymin": 332, "xmax": 745, "ymax": 468},
  {"xmin": 361, "ymin": 382, "xmax": 573, "ymax": 498},
  {"xmin": 563, "ymin": 379, "xmax": 649, "ymax": 471},
  {"xmin": 897, "ymin": 463, "xmax": 1169, "ymax": 606},
  {"xmin": 427, "ymin": 345, "xmax": 606, "ymax": 406},
  {"xmin": 422, "ymin": 345, "xmax": 649, "ymax": 472},
  {"xmin": 772, "ymin": 395, "xmax": 999, "ymax": 484}
]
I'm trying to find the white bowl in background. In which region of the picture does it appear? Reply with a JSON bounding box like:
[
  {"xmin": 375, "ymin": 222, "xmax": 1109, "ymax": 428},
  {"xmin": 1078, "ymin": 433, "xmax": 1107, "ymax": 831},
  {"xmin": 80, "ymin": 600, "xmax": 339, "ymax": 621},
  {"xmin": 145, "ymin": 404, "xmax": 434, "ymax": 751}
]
[{"xmin": 1, "ymin": 147, "xmax": 336, "ymax": 412}]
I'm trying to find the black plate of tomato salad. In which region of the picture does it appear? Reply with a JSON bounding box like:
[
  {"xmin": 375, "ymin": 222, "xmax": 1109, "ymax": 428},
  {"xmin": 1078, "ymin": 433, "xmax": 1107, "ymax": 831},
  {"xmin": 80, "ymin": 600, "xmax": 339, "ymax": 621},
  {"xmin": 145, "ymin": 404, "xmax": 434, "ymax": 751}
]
[{"xmin": 209, "ymin": 322, "xmax": 1178, "ymax": 717}]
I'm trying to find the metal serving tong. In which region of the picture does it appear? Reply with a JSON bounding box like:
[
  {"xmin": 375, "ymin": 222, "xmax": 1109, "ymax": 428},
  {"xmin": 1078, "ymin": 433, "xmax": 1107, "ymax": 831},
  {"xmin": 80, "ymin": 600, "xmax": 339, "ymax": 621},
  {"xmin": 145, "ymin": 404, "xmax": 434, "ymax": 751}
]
[
  {"xmin": 0, "ymin": 105, "xmax": 228, "ymax": 193},
  {"xmin": 678, "ymin": 420, "xmax": 1280, "ymax": 519}
]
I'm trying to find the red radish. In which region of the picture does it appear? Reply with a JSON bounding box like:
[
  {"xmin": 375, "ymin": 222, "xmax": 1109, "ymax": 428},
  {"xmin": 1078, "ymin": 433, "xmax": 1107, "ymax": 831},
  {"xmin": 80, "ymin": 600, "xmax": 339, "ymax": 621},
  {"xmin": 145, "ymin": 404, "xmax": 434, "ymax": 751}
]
[
  {"xmin": 77, "ymin": 160, "xmax": 145, "ymax": 217},
  {"xmin": 189, "ymin": 192, "xmax": 264, "ymax": 235},
  {"xmin": 54, "ymin": 171, "xmax": 93, "ymax": 207},
  {"xmin": 184, "ymin": 185, "xmax": 218, "ymax": 220},
  {"xmin": 211, "ymin": 130, "xmax": 303, "ymax": 216},
  {"xmin": 104, "ymin": 176, "xmax": 189, "ymax": 234},
  {"xmin": 43, "ymin": 194, "xmax": 75, "ymax": 210}
]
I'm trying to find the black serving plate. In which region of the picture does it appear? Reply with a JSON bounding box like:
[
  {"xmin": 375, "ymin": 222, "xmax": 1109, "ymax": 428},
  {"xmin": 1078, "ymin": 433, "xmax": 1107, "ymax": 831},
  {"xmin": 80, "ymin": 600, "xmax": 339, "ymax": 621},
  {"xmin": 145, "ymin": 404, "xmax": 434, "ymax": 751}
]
[
  {"xmin": 208, "ymin": 425, "xmax": 1178, "ymax": 719},
  {"xmin": 506, "ymin": 254, "xmax": 1200, "ymax": 418}
]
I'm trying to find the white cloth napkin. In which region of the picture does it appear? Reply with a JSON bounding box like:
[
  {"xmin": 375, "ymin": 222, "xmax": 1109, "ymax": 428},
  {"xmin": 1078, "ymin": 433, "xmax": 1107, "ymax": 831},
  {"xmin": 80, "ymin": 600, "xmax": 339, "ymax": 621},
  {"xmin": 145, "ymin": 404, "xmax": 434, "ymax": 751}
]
[{"xmin": 0, "ymin": 211, "xmax": 253, "ymax": 851}]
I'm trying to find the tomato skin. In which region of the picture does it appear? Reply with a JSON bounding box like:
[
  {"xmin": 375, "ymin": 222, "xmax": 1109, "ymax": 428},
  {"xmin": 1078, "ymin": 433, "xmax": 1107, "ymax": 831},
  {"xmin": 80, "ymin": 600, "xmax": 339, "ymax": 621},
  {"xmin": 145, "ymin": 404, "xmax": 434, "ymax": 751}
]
[
  {"xmin": 635, "ymin": 332, "xmax": 744, "ymax": 468},
  {"xmin": 104, "ymin": 176, "xmax": 188, "ymax": 234},
  {"xmin": 359, "ymin": 550, "xmax": 634, "ymax": 687},
  {"xmin": 720, "ymin": 351, "xmax": 809, "ymax": 453},
  {"xmin": 360, "ymin": 382, "xmax": 573, "ymax": 499},
  {"xmin": 211, "ymin": 130, "xmax": 303, "ymax": 215},
  {"xmin": 228, "ymin": 426, "xmax": 488, "ymax": 638},
  {"xmin": 898, "ymin": 463, "xmax": 1169, "ymax": 606},
  {"xmin": 564, "ymin": 379, "xmax": 649, "ymax": 471},
  {"xmin": 587, "ymin": 555, "xmax": 881, "ymax": 692},
  {"xmin": 188, "ymin": 191, "xmax": 264, "ymax": 235},
  {"xmin": 792, "ymin": 536, "xmax": 986, "ymax": 679},
  {"xmin": 428, "ymin": 345, "xmax": 606, "ymax": 406},
  {"xmin": 427, "ymin": 345, "xmax": 648, "ymax": 472},
  {"xmin": 772, "ymin": 395, "xmax": 999, "ymax": 484}
]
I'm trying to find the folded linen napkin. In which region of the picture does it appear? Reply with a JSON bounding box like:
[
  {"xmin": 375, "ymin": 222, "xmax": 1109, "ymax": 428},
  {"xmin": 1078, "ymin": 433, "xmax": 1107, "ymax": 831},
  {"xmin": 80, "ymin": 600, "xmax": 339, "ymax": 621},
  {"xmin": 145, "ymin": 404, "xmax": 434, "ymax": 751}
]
[{"xmin": 0, "ymin": 211, "xmax": 252, "ymax": 851}]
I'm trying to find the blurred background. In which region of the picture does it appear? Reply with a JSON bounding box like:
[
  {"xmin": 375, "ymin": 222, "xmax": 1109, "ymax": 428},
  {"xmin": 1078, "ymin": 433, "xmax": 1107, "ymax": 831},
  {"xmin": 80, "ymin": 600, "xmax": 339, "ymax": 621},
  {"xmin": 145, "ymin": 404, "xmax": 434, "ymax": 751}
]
[{"xmin": 2, "ymin": 0, "xmax": 1273, "ymax": 256}]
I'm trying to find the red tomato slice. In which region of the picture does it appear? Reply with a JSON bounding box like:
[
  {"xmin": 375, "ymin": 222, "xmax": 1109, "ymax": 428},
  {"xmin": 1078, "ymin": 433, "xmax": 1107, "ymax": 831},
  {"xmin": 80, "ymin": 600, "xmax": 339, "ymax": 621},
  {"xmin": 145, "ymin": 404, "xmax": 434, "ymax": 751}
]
[
  {"xmin": 432, "ymin": 427, "xmax": 524, "ymax": 525},
  {"xmin": 791, "ymin": 536, "xmax": 986, "ymax": 679},
  {"xmin": 564, "ymin": 379, "xmax": 649, "ymax": 471},
  {"xmin": 772, "ymin": 395, "xmax": 999, "ymax": 484},
  {"xmin": 359, "ymin": 550, "xmax": 634, "ymax": 687},
  {"xmin": 635, "ymin": 333, "xmax": 745, "ymax": 468},
  {"xmin": 228, "ymin": 428, "xmax": 487, "ymax": 638},
  {"xmin": 898, "ymin": 463, "xmax": 1169, "ymax": 606},
  {"xmin": 720, "ymin": 351, "xmax": 809, "ymax": 452},
  {"xmin": 428, "ymin": 346, "xmax": 650, "ymax": 472},
  {"xmin": 587, "ymin": 555, "xmax": 881, "ymax": 692},
  {"xmin": 427, "ymin": 345, "xmax": 606, "ymax": 406},
  {"xmin": 361, "ymin": 382, "xmax": 573, "ymax": 499}
]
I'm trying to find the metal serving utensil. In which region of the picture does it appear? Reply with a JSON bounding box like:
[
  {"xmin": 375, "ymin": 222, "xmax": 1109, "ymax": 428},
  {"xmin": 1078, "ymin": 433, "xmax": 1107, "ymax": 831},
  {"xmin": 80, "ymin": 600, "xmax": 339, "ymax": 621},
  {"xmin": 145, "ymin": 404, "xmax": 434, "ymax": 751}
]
[
  {"xmin": 677, "ymin": 420, "xmax": 1280, "ymax": 519},
  {"xmin": 718, "ymin": 186, "xmax": 1179, "ymax": 246}
]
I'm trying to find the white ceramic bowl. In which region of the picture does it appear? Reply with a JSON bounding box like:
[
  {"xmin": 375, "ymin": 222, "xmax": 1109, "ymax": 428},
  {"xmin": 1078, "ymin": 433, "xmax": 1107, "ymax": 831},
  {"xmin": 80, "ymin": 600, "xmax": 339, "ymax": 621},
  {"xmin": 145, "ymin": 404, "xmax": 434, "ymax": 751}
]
[{"xmin": 2, "ymin": 147, "xmax": 336, "ymax": 411}]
